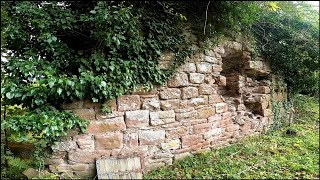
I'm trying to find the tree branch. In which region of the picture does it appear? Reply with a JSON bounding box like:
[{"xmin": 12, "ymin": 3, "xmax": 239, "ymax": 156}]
[{"xmin": 203, "ymin": 1, "xmax": 211, "ymax": 35}]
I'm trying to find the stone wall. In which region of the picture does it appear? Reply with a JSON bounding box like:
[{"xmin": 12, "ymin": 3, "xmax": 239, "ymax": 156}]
[{"xmin": 46, "ymin": 40, "xmax": 282, "ymax": 178}]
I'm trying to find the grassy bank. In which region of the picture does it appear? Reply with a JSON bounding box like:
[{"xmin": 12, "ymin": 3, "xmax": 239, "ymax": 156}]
[{"xmin": 144, "ymin": 95, "xmax": 319, "ymax": 179}]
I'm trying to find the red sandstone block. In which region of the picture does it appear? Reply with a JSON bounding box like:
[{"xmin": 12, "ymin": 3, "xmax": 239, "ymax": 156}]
[
  {"xmin": 193, "ymin": 123, "xmax": 211, "ymax": 134},
  {"xmin": 95, "ymin": 133, "xmax": 123, "ymax": 150},
  {"xmin": 73, "ymin": 108, "xmax": 96, "ymax": 121},
  {"xmin": 123, "ymin": 131, "xmax": 138, "ymax": 148},
  {"xmin": 166, "ymin": 127, "xmax": 188, "ymax": 139},
  {"xmin": 175, "ymin": 141, "xmax": 210, "ymax": 154},
  {"xmin": 197, "ymin": 107, "xmax": 215, "ymax": 119},
  {"xmin": 226, "ymin": 124, "xmax": 240, "ymax": 132},
  {"xmin": 139, "ymin": 130, "xmax": 165, "ymax": 145},
  {"xmin": 86, "ymin": 117, "xmax": 126, "ymax": 133},
  {"xmin": 117, "ymin": 95, "xmax": 141, "ymax": 111},
  {"xmin": 181, "ymin": 134, "xmax": 203, "ymax": 148}
]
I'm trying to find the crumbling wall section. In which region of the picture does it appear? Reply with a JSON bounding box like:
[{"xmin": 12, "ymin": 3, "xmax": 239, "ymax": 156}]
[{"xmin": 46, "ymin": 39, "xmax": 281, "ymax": 178}]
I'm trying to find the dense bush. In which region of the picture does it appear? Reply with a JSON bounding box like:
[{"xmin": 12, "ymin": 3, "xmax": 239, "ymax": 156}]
[{"xmin": 252, "ymin": 2, "xmax": 319, "ymax": 95}]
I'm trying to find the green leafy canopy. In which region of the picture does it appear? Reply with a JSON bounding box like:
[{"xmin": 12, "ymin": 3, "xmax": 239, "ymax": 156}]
[{"xmin": 1, "ymin": 1, "xmax": 191, "ymax": 166}]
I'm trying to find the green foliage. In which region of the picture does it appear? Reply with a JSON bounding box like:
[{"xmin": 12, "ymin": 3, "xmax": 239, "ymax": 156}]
[
  {"xmin": 1, "ymin": 1, "xmax": 190, "ymax": 171},
  {"xmin": 1, "ymin": 106, "xmax": 88, "ymax": 169},
  {"xmin": 1, "ymin": 1, "xmax": 190, "ymax": 110},
  {"xmin": 252, "ymin": 1, "xmax": 319, "ymax": 95},
  {"xmin": 144, "ymin": 95, "xmax": 319, "ymax": 179},
  {"xmin": 2, "ymin": 106, "xmax": 88, "ymax": 144},
  {"xmin": 1, "ymin": 153, "xmax": 32, "ymax": 179},
  {"xmin": 294, "ymin": 94, "xmax": 319, "ymax": 125}
]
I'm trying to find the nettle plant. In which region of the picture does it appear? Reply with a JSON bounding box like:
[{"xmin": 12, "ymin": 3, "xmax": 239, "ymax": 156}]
[{"xmin": 1, "ymin": 1, "xmax": 191, "ymax": 166}]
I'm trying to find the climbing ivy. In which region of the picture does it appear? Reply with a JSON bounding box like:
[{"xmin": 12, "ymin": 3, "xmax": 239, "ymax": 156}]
[{"xmin": 1, "ymin": 1, "xmax": 191, "ymax": 168}]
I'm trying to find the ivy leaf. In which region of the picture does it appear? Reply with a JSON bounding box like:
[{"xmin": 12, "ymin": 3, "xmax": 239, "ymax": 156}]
[
  {"xmin": 92, "ymin": 97, "xmax": 98, "ymax": 102},
  {"xmin": 6, "ymin": 92, "xmax": 14, "ymax": 99},
  {"xmin": 101, "ymin": 81, "xmax": 107, "ymax": 88},
  {"xmin": 52, "ymin": 36, "xmax": 57, "ymax": 42},
  {"xmin": 48, "ymin": 81, "xmax": 55, "ymax": 88},
  {"xmin": 57, "ymin": 88, "xmax": 63, "ymax": 95}
]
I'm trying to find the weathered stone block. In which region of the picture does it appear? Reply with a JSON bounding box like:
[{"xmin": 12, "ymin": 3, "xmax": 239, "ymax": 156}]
[
  {"xmin": 166, "ymin": 127, "xmax": 188, "ymax": 138},
  {"xmin": 199, "ymin": 84, "xmax": 215, "ymax": 95},
  {"xmin": 213, "ymin": 46, "xmax": 225, "ymax": 54},
  {"xmin": 227, "ymin": 74, "xmax": 245, "ymax": 82},
  {"xmin": 96, "ymin": 111, "xmax": 124, "ymax": 119},
  {"xmin": 150, "ymin": 110, "xmax": 175, "ymax": 126},
  {"xmin": 204, "ymin": 56, "xmax": 219, "ymax": 64},
  {"xmin": 255, "ymin": 86, "xmax": 271, "ymax": 94},
  {"xmin": 49, "ymin": 164, "xmax": 72, "ymax": 173},
  {"xmin": 125, "ymin": 110, "xmax": 149, "ymax": 128},
  {"xmin": 245, "ymin": 61, "xmax": 271, "ymax": 76},
  {"xmin": 262, "ymin": 109, "xmax": 272, "ymax": 117},
  {"xmin": 226, "ymin": 124, "xmax": 240, "ymax": 132},
  {"xmin": 167, "ymin": 72, "xmax": 189, "ymax": 87},
  {"xmin": 189, "ymin": 73, "xmax": 205, "ymax": 84},
  {"xmin": 175, "ymin": 108, "xmax": 197, "ymax": 121},
  {"xmin": 161, "ymin": 139, "xmax": 181, "ymax": 150},
  {"xmin": 87, "ymin": 117, "xmax": 126, "ymax": 133},
  {"xmin": 61, "ymin": 101, "xmax": 84, "ymax": 110},
  {"xmin": 142, "ymin": 97, "xmax": 160, "ymax": 111},
  {"xmin": 188, "ymin": 98, "xmax": 207, "ymax": 106},
  {"xmin": 83, "ymin": 99, "xmax": 102, "ymax": 109},
  {"xmin": 177, "ymin": 63, "xmax": 197, "ymax": 72},
  {"xmin": 193, "ymin": 123, "xmax": 211, "ymax": 134},
  {"xmin": 139, "ymin": 130, "xmax": 165, "ymax": 145},
  {"xmin": 159, "ymin": 61, "xmax": 173, "ymax": 70},
  {"xmin": 181, "ymin": 135, "xmax": 203, "ymax": 148},
  {"xmin": 123, "ymin": 131, "xmax": 138, "ymax": 148},
  {"xmin": 68, "ymin": 151, "xmax": 101, "ymax": 164},
  {"xmin": 204, "ymin": 75, "xmax": 216, "ymax": 85},
  {"xmin": 73, "ymin": 108, "xmax": 96, "ymax": 121},
  {"xmin": 208, "ymin": 114, "xmax": 222, "ymax": 122},
  {"xmin": 95, "ymin": 133, "xmax": 123, "ymax": 150},
  {"xmin": 217, "ymin": 76, "xmax": 226, "ymax": 86},
  {"xmin": 181, "ymin": 119, "xmax": 207, "ymax": 126},
  {"xmin": 197, "ymin": 63, "xmax": 212, "ymax": 73},
  {"xmin": 117, "ymin": 95, "xmax": 141, "ymax": 111},
  {"xmin": 51, "ymin": 140, "xmax": 77, "ymax": 152},
  {"xmin": 74, "ymin": 134, "xmax": 95, "ymax": 152},
  {"xmin": 44, "ymin": 158, "xmax": 65, "ymax": 165},
  {"xmin": 215, "ymin": 103, "xmax": 228, "ymax": 113},
  {"xmin": 181, "ymin": 87, "xmax": 199, "ymax": 99},
  {"xmin": 197, "ymin": 107, "xmax": 215, "ymax": 119},
  {"xmin": 160, "ymin": 99, "xmax": 180, "ymax": 110},
  {"xmin": 208, "ymin": 94, "xmax": 223, "ymax": 104},
  {"xmin": 203, "ymin": 128, "xmax": 223, "ymax": 139},
  {"xmin": 212, "ymin": 64, "xmax": 223, "ymax": 73},
  {"xmin": 245, "ymin": 61, "xmax": 264, "ymax": 70},
  {"xmin": 160, "ymin": 88, "xmax": 181, "ymax": 100}
]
